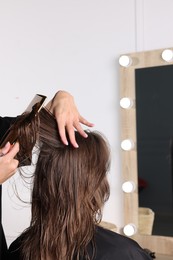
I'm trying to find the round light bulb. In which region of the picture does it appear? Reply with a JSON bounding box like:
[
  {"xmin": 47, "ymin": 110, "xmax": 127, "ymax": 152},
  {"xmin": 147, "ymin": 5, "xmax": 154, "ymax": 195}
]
[
  {"xmin": 123, "ymin": 224, "xmax": 137, "ymax": 237},
  {"xmin": 119, "ymin": 55, "xmax": 132, "ymax": 67},
  {"xmin": 161, "ymin": 49, "xmax": 173, "ymax": 62},
  {"xmin": 122, "ymin": 181, "xmax": 135, "ymax": 193},
  {"xmin": 120, "ymin": 97, "xmax": 133, "ymax": 109},
  {"xmin": 121, "ymin": 139, "xmax": 134, "ymax": 151}
]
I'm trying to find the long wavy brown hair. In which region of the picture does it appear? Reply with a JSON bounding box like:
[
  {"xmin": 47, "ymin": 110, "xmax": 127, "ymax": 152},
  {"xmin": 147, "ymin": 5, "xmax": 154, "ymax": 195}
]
[{"xmin": 12, "ymin": 108, "xmax": 110, "ymax": 260}]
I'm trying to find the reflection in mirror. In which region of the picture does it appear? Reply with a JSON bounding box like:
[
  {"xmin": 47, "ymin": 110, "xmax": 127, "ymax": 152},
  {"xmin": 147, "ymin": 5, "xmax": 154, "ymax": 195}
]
[{"xmin": 119, "ymin": 47, "xmax": 173, "ymax": 256}]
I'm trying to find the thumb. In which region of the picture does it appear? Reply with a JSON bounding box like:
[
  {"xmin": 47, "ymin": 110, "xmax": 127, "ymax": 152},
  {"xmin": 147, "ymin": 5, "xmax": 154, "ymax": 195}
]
[
  {"xmin": 1, "ymin": 142, "xmax": 11, "ymax": 155},
  {"xmin": 7, "ymin": 142, "xmax": 19, "ymax": 158}
]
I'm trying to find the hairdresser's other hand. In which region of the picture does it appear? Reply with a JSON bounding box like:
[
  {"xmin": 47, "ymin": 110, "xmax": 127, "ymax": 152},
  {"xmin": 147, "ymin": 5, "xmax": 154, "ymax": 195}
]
[
  {"xmin": 46, "ymin": 90, "xmax": 94, "ymax": 148},
  {"xmin": 0, "ymin": 142, "xmax": 19, "ymax": 184}
]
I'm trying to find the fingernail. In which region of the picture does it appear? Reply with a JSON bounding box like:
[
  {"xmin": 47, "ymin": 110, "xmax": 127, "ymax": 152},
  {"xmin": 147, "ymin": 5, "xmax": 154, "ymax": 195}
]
[
  {"xmin": 5, "ymin": 142, "xmax": 10, "ymax": 147},
  {"xmin": 2, "ymin": 142, "xmax": 10, "ymax": 151},
  {"xmin": 1, "ymin": 142, "xmax": 10, "ymax": 156}
]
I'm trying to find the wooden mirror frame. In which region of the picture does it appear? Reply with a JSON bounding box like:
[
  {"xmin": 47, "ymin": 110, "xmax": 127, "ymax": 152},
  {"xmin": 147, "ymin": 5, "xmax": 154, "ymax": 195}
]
[{"xmin": 119, "ymin": 47, "xmax": 173, "ymax": 256}]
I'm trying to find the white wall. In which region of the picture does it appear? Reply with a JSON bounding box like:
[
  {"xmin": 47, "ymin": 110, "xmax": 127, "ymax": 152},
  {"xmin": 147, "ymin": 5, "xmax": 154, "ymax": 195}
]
[{"xmin": 1, "ymin": 0, "xmax": 173, "ymax": 245}]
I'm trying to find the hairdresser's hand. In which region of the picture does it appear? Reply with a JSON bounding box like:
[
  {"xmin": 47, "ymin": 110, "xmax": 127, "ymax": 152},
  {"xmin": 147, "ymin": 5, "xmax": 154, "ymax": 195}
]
[
  {"xmin": 0, "ymin": 142, "xmax": 19, "ymax": 184},
  {"xmin": 46, "ymin": 90, "xmax": 94, "ymax": 148}
]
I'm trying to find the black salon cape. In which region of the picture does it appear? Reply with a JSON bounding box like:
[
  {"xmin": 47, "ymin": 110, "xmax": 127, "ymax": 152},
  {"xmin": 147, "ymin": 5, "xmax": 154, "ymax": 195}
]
[
  {"xmin": 0, "ymin": 116, "xmax": 16, "ymax": 260},
  {"xmin": 8, "ymin": 226, "xmax": 152, "ymax": 260}
]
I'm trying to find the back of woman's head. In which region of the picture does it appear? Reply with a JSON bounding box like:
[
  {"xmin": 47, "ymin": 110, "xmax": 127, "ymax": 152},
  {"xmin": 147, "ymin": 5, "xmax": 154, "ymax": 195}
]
[{"xmin": 20, "ymin": 109, "xmax": 111, "ymax": 260}]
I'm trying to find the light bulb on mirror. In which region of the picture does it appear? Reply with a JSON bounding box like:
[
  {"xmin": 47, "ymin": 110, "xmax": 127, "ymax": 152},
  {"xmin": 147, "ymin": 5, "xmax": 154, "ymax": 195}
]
[
  {"xmin": 123, "ymin": 224, "xmax": 137, "ymax": 237},
  {"xmin": 121, "ymin": 139, "xmax": 134, "ymax": 151},
  {"xmin": 161, "ymin": 49, "xmax": 173, "ymax": 62},
  {"xmin": 120, "ymin": 97, "xmax": 133, "ymax": 109},
  {"xmin": 119, "ymin": 55, "xmax": 132, "ymax": 67},
  {"xmin": 122, "ymin": 181, "xmax": 135, "ymax": 193}
]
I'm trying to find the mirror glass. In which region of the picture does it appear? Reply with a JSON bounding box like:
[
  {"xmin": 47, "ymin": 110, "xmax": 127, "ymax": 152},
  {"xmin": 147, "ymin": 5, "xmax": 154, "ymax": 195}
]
[{"xmin": 136, "ymin": 64, "xmax": 173, "ymax": 237}]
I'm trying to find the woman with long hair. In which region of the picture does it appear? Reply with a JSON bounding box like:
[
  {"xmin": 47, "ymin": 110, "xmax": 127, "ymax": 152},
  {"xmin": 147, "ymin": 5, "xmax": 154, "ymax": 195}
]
[
  {"xmin": 0, "ymin": 90, "xmax": 93, "ymax": 259},
  {"xmin": 8, "ymin": 108, "xmax": 151, "ymax": 260}
]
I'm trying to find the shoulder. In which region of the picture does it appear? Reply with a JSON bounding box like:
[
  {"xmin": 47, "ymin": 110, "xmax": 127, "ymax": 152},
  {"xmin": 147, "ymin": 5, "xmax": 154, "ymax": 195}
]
[
  {"xmin": 94, "ymin": 226, "xmax": 152, "ymax": 260},
  {"xmin": 8, "ymin": 236, "xmax": 22, "ymax": 260}
]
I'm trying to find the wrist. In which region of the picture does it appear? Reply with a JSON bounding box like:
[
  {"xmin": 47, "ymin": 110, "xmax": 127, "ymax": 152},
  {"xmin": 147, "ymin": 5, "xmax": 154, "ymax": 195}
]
[{"xmin": 45, "ymin": 90, "xmax": 74, "ymax": 114}]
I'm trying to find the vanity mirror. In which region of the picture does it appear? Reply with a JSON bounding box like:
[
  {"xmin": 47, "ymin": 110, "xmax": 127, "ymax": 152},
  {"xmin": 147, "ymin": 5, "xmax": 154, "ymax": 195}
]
[{"xmin": 119, "ymin": 47, "xmax": 173, "ymax": 256}]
